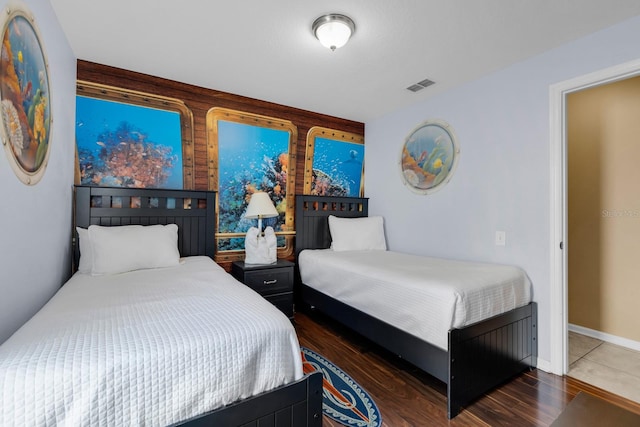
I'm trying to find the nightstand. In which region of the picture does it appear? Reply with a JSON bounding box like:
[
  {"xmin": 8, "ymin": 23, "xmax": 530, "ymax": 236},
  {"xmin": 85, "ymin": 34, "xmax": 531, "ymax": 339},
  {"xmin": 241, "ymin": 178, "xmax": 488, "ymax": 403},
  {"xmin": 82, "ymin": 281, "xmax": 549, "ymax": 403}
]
[{"xmin": 231, "ymin": 260, "xmax": 295, "ymax": 320}]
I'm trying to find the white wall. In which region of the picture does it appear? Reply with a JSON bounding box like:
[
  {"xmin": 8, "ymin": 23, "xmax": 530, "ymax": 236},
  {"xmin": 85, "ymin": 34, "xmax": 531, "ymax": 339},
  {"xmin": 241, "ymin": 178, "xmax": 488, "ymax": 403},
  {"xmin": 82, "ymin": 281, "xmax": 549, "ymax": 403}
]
[
  {"xmin": 0, "ymin": 0, "xmax": 76, "ymax": 343},
  {"xmin": 365, "ymin": 15, "xmax": 640, "ymax": 368}
]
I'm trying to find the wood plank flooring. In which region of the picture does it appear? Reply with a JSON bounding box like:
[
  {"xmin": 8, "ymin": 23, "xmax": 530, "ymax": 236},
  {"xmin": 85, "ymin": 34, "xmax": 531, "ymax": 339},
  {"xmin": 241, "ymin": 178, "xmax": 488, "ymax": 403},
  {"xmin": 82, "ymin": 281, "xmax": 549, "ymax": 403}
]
[{"xmin": 294, "ymin": 310, "xmax": 640, "ymax": 426}]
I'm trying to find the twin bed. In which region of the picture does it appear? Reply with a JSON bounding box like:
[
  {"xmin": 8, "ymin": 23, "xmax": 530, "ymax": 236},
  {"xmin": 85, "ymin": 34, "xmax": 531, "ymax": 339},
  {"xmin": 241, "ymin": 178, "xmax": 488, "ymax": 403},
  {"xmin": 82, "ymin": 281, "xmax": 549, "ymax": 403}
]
[
  {"xmin": 0, "ymin": 186, "xmax": 322, "ymax": 427},
  {"xmin": 295, "ymin": 195, "xmax": 538, "ymax": 419}
]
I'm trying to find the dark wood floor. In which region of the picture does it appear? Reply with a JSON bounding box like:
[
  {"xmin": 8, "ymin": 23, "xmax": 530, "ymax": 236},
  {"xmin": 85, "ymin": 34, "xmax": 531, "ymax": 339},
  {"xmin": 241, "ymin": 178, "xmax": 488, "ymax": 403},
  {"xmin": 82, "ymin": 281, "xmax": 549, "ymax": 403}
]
[{"xmin": 294, "ymin": 310, "xmax": 640, "ymax": 426}]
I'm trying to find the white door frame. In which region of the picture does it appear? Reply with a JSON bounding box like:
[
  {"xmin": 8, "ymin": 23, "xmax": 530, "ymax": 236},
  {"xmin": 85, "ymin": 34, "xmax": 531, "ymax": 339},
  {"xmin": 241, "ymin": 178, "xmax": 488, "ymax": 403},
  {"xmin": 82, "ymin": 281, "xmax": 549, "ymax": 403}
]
[{"xmin": 549, "ymin": 58, "xmax": 640, "ymax": 375}]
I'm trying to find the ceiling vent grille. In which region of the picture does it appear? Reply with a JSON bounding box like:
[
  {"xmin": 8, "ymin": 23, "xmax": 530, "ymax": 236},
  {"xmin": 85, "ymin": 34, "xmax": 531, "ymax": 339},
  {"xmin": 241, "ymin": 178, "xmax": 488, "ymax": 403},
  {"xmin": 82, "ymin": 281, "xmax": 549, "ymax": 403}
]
[{"xmin": 407, "ymin": 78, "xmax": 435, "ymax": 92}]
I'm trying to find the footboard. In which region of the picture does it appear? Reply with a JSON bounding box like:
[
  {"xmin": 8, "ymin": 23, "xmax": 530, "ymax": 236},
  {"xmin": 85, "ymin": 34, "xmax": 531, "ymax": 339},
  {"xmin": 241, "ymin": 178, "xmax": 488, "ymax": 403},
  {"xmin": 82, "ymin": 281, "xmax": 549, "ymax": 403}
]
[
  {"xmin": 448, "ymin": 302, "xmax": 537, "ymax": 418},
  {"xmin": 178, "ymin": 371, "xmax": 323, "ymax": 426}
]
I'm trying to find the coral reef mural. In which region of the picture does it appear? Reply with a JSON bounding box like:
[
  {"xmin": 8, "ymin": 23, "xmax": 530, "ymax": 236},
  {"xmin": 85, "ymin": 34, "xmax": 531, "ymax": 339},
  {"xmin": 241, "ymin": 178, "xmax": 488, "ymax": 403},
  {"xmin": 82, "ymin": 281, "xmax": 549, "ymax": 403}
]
[
  {"xmin": 75, "ymin": 96, "xmax": 183, "ymax": 189},
  {"xmin": 309, "ymin": 137, "xmax": 364, "ymax": 197},
  {"xmin": 0, "ymin": 6, "xmax": 51, "ymax": 185},
  {"xmin": 207, "ymin": 107, "xmax": 296, "ymax": 259},
  {"xmin": 304, "ymin": 127, "xmax": 365, "ymax": 197},
  {"xmin": 400, "ymin": 120, "xmax": 459, "ymax": 194},
  {"xmin": 217, "ymin": 120, "xmax": 290, "ymax": 251}
]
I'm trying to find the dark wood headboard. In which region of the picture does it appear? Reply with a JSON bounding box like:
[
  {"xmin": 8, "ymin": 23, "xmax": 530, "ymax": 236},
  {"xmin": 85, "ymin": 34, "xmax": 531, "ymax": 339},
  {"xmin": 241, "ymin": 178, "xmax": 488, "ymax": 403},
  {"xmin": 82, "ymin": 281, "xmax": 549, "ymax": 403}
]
[
  {"xmin": 295, "ymin": 195, "xmax": 368, "ymax": 257},
  {"xmin": 73, "ymin": 186, "xmax": 216, "ymax": 269}
]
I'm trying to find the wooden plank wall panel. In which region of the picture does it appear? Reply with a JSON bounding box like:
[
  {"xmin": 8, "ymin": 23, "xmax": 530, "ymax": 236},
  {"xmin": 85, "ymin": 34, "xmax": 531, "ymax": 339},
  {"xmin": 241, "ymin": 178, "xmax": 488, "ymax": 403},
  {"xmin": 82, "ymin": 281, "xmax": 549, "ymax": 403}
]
[{"xmin": 77, "ymin": 61, "xmax": 365, "ymax": 196}]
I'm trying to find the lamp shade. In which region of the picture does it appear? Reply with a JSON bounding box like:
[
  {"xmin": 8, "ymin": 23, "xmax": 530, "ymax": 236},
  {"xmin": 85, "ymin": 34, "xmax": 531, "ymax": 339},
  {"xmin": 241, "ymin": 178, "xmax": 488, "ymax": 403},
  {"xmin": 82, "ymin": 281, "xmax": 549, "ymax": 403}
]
[
  {"xmin": 313, "ymin": 14, "xmax": 355, "ymax": 51},
  {"xmin": 245, "ymin": 192, "xmax": 278, "ymax": 219}
]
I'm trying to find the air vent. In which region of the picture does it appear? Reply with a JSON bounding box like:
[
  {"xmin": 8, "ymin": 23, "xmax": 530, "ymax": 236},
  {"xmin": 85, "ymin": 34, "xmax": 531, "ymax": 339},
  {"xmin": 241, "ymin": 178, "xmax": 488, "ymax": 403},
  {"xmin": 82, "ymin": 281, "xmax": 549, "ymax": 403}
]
[{"xmin": 406, "ymin": 78, "xmax": 435, "ymax": 92}]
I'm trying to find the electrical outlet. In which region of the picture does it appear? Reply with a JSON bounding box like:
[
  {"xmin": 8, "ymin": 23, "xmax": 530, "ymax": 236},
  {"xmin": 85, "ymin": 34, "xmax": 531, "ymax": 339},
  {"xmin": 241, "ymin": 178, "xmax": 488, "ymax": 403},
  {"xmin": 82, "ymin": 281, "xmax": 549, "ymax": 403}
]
[{"xmin": 495, "ymin": 231, "xmax": 506, "ymax": 246}]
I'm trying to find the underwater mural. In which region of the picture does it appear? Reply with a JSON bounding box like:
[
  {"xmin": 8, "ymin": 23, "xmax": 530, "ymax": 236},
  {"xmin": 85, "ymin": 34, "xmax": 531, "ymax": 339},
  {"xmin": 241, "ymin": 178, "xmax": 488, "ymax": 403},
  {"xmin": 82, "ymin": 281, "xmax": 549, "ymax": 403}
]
[
  {"xmin": 207, "ymin": 107, "xmax": 297, "ymax": 258},
  {"xmin": 0, "ymin": 5, "xmax": 51, "ymax": 185},
  {"xmin": 75, "ymin": 96, "xmax": 184, "ymax": 189},
  {"xmin": 217, "ymin": 120, "xmax": 290, "ymax": 251},
  {"xmin": 400, "ymin": 119, "xmax": 459, "ymax": 194},
  {"xmin": 304, "ymin": 127, "xmax": 365, "ymax": 197}
]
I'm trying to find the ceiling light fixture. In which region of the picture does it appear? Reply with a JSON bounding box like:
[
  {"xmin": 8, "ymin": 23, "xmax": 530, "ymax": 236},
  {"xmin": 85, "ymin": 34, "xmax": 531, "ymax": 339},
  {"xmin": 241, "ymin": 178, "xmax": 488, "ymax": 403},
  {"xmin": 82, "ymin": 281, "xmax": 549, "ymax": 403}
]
[{"xmin": 312, "ymin": 14, "xmax": 355, "ymax": 51}]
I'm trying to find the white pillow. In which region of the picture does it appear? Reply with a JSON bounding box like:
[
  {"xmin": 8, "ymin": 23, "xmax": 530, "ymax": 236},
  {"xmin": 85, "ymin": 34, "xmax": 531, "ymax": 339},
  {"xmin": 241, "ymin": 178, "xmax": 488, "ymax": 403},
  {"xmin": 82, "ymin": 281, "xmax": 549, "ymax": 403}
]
[
  {"xmin": 76, "ymin": 227, "xmax": 92, "ymax": 274},
  {"xmin": 328, "ymin": 215, "xmax": 387, "ymax": 252},
  {"xmin": 88, "ymin": 224, "xmax": 181, "ymax": 275}
]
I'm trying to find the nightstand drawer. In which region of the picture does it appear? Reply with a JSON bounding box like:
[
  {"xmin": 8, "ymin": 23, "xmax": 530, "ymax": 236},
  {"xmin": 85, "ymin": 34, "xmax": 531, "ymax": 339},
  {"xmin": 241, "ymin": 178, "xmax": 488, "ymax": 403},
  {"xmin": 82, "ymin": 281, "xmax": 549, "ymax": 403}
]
[
  {"xmin": 231, "ymin": 260, "xmax": 295, "ymax": 320},
  {"xmin": 243, "ymin": 268, "xmax": 292, "ymax": 295},
  {"xmin": 264, "ymin": 293, "xmax": 294, "ymax": 319}
]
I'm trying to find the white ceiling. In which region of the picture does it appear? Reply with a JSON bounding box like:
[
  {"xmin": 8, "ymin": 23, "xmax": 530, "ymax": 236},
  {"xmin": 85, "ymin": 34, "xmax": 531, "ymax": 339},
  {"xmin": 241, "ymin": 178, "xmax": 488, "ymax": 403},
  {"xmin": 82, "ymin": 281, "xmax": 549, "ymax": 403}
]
[{"xmin": 50, "ymin": 0, "xmax": 640, "ymax": 122}]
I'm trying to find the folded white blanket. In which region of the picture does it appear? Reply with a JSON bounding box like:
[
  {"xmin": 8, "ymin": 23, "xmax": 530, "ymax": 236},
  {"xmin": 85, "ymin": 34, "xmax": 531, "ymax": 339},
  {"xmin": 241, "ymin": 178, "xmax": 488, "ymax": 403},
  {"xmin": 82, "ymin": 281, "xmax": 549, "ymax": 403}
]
[{"xmin": 244, "ymin": 226, "xmax": 277, "ymax": 265}]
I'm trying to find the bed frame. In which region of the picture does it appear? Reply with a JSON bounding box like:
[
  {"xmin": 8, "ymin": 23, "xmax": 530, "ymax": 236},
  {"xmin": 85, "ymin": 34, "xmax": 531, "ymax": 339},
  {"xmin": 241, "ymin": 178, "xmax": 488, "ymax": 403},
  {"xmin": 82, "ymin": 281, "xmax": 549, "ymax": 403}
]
[
  {"xmin": 295, "ymin": 194, "xmax": 537, "ymax": 419},
  {"xmin": 73, "ymin": 186, "xmax": 323, "ymax": 427}
]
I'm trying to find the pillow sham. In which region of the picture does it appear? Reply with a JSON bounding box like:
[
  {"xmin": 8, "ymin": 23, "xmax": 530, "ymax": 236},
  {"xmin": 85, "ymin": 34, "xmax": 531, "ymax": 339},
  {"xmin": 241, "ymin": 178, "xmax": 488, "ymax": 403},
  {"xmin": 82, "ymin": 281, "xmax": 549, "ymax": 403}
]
[
  {"xmin": 328, "ymin": 215, "xmax": 387, "ymax": 252},
  {"xmin": 75, "ymin": 227, "xmax": 92, "ymax": 274},
  {"xmin": 88, "ymin": 224, "xmax": 181, "ymax": 275}
]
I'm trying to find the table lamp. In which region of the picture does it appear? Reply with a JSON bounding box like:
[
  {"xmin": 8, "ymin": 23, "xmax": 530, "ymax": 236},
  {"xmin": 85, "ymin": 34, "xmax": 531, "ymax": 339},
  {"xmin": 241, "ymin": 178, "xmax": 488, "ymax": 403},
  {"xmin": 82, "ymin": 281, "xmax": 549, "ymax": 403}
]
[{"xmin": 244, "ymin": 192, "xmax": 279, "ymax": 264}]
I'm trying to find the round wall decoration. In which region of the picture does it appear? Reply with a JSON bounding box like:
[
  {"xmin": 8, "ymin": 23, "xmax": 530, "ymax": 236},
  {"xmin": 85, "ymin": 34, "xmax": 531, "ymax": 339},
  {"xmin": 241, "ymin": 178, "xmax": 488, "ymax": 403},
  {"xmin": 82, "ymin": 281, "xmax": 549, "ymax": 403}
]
[
  {"xmin": 399, "ymin": 119, "xmax": 459, "ymax": 194},
  {"xmin": 0, "ymin": 4, "xmax": 52, "ymax": 185}
]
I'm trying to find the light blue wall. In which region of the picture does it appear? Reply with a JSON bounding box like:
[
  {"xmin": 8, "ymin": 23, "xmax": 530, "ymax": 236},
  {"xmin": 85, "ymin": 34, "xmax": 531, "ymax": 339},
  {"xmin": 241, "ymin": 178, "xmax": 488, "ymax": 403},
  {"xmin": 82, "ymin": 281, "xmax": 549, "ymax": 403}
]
[
  {"xmin": 0, "ymin": 0, "xmax": 76, "ymax": 343},
  {"xmin": 365, "ymin": 15, "xmax": 640, "ymax": 367}
]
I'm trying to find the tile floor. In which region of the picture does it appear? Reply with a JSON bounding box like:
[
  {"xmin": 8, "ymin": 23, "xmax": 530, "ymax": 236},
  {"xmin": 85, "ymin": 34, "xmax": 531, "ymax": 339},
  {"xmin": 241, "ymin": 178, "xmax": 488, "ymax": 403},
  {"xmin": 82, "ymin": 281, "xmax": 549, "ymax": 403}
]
[{"xmin": 568, "ymin": 331, "xmax": 640, "ymax": 404}]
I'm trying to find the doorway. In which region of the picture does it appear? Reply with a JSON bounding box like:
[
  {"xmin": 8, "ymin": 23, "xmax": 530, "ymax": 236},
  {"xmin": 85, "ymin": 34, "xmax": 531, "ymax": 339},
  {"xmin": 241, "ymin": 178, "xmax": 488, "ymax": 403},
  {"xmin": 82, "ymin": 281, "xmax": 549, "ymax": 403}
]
[
  {"xmin": 564, "ymin": 76, "xmax": 640, "ymax": 403},
  {"xmin": 550, "ymin": 58, "xmax": 640, "ymax": 376}
]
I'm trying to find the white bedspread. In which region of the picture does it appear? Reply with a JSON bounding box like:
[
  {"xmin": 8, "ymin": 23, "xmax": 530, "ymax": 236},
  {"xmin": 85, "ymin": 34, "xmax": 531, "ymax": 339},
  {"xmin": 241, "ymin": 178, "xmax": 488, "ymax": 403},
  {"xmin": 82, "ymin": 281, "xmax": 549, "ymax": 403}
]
[
  {"xmin": 299, "ymin": 250, "xmax": 531, "ymax": 350},
  {"xmin": 0, "ymin": 257, "xmax": 303, "ymax": 426}
]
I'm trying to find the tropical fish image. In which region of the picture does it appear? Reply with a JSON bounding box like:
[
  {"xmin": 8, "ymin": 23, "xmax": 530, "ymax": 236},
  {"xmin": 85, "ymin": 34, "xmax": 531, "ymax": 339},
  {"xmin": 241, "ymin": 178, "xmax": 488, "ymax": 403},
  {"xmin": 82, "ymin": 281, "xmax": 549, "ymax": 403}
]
[
  {"xmin": 0, "ymin": 10, "xmax": 52, "ymax": 184},
  {"xmin": 217, "ymin": 120, "xmax": 291, "ymax": 251},
  {"xmin": 77, "ymin": 122, "xmax": 178, "ymax": 188},
  {"xmin": 400, "ymin": 121, "xmax": 459, "ymax": 194},
  {"xmin": 76, "ymin": 96, "xmax": 183, "ymax": 189},
  {"xmin": 310, "ymin": 137, "xmax": 364, "ymax": 197}
]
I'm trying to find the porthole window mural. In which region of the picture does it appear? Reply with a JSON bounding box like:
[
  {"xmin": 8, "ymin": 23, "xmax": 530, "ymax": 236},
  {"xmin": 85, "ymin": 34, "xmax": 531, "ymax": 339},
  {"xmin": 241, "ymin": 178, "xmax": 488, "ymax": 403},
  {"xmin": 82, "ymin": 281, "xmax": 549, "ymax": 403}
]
[
  {"xmin": 304, "ymin": 127, "xmax": 364, "ymax": 197},
  {"xmin": 400, "ymin": 119, "xmax": 459, "ymax": 194},
  {"xmin": 75, "ymin": 81, "xmax": 194, "ymax": 190},
  {"xmin": 0, "ymin": 4, "xmax": 52, "ymax": 185},
  {"xmin": 206, "ymin": 107, "xmax": 297, "ymax": 262}
]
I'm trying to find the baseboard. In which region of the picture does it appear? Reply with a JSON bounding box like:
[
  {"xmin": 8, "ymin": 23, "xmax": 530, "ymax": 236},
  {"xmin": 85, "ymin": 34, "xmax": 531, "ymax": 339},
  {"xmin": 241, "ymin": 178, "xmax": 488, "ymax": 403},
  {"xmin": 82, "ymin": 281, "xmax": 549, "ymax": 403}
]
[
  {"xmin": 536, "ymin": 357, "xmax": 552, "ymax": 373},
  {"xmin": 569, "ymin": 323, "xmax": 640, "ymax": 352}
]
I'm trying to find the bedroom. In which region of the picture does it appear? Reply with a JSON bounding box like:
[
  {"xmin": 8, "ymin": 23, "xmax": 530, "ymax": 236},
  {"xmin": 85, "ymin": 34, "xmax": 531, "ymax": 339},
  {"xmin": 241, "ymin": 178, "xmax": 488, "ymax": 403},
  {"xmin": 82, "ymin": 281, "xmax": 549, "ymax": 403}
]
[{"xmin": 1, "ymin": 0, "xmax": 640, "ymax": 425}]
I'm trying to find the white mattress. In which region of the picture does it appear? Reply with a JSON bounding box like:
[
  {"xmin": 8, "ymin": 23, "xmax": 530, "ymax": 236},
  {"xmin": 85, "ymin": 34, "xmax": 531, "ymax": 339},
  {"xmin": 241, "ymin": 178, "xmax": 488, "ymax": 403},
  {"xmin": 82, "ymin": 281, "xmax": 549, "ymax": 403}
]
[
  {"xmin": 0, "ymin": 256, "xmax": 303, "ymax": 426},
  {"xmin": 299, "ymin": 250, "xmax": 532, "ymax": 350}
]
